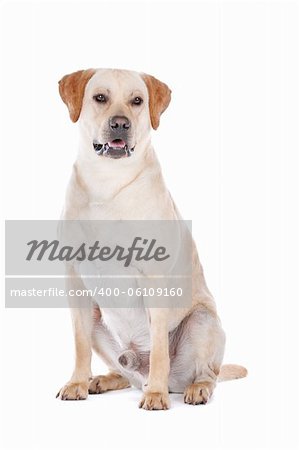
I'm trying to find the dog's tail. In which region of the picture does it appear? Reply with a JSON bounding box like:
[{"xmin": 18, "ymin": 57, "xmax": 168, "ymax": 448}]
[
  {"xmin": 118, "ymin": 349, "xmax": 247, "ymax": 382},
  {"xmin": 218, "ymin": 364, "xmax": 248, "ymax": 382}
]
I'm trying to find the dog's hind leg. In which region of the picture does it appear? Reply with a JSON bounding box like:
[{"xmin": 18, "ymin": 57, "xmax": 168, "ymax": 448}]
[
  {"xmin": 168, "ymin": 305, "xmax": 226, "ymax": 405},
  {"xmin": 89, "ymin": 305, "xmax": 131, "ymax": 394}
]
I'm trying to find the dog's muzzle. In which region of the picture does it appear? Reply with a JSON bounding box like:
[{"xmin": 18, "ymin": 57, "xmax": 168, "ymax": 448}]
[{"xmin": 93, "ymin": 139, "xmax": 135, "ymax": 159}]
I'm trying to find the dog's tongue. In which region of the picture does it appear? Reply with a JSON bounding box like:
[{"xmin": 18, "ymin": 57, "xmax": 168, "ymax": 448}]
[{"xmin": 108, "ymin": 139, "xmax": 126, "ymax": 148}]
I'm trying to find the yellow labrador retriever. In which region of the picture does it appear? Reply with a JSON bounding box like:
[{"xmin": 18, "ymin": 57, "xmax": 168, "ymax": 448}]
[{"xmin": 56, "ymin": 68, "xmax": 247, "ymax": 410}]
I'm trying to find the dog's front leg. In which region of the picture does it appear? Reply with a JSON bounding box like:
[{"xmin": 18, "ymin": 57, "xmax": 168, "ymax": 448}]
[
  {"xmin": 139, "ymin": 309, "xmax": 170, "ymax": 410},
  {"xmin": 57, "ymin": 272, "xmax": 93, "ymax": 400}
]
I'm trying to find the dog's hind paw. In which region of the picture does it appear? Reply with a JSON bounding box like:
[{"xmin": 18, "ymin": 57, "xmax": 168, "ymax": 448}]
[
  {"xmin": 184, "ymin": 382, "xmax": 214, "ymax": 405},
  {"xmin": 89, "ymin": 373, "xmax": 130, "ymax": 394}
]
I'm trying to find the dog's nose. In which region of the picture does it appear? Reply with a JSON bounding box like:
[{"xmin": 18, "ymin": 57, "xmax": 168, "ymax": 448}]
[{"xmin": 109, "ymin": 115, "xmax": 131, "ymax": 131}]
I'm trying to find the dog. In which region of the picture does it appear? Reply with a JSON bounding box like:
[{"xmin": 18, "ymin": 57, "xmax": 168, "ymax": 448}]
[{"xmin": 56, "ymin": 68, "xmax": 247, "ymax": 410}]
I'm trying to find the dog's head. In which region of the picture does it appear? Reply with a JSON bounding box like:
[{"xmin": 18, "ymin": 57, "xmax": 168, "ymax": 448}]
[{"xmin": 59, "ymin": 68, "xmax": 171, "ymax": 160}]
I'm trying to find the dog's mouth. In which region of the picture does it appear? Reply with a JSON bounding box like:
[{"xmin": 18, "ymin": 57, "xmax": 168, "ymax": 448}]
[{"xmin": 93, "ymin": 139, "xmax": 135, "ymax": 159}]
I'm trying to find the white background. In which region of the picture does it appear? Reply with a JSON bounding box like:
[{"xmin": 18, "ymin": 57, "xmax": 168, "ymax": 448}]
[{"xmin": 1, "ymin": 0, "xmax": 299, "ymax": 449}]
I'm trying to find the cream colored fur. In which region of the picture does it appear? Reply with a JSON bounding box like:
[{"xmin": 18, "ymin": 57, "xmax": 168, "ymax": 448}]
[{"xmin": 57, "ymin": 68, "xmax": 247, "ymax": 409}]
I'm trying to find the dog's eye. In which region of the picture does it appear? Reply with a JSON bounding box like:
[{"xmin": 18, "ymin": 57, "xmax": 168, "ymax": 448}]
[
  {"xmin": 132, "ymin": 97, "xmax": 143, "ymax": 106},
  {"xmin": 93, "ymin": 94, "xmax": 107, "ymax": 103}
]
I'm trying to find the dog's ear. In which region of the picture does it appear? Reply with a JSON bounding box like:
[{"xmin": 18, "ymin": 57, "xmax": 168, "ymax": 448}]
[
  {"xmin": 141, "ymin": 74, "xmax": 171, "ymax": 130},
  {"xmin": 58, "ymin": 69, "xmax": 95, "ymax": 122}
]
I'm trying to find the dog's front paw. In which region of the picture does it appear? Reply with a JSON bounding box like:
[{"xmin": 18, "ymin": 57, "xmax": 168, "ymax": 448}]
[
  {"xmin": 139, "ymin": 392, "xmax": 170, "ymax": 410},
  {"xmin": 56, "ymin": 381, "xmax": 89, "ymax": 400},
  {"xmin": 184, "ymin": 382, "xmax": 213, "ymax": 405}
]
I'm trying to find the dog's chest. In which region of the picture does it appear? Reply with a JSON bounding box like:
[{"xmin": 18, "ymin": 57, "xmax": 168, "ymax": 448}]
[{"xmin": 101, "ymin": 307, "xmax": 151, "ymax": 352}]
